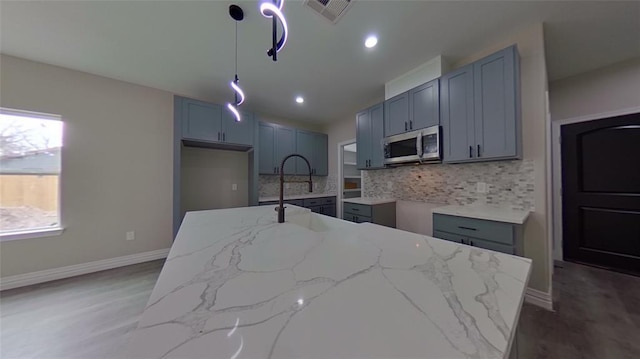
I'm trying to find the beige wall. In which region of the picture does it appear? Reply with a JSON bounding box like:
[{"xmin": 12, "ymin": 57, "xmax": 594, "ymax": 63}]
[
  {"xmin": 323, "ymin": 115, "xmax": 356, "ymax": 178},
  {"xmin": 180, "ymin": 147, "xmax": 248, "ymax": 218},
  {"xmin": 549, "ymin": 57, "xmax": 640, "ymax": 121},
  {"xmin": 0, "ymin": 55, "xmax": 174, "ymax": 277}
]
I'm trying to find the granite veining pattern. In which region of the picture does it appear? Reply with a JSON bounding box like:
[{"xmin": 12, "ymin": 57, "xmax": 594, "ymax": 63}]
[
  {"xmin": 363, "ymin": 159, "xmax": 535, "ymax": 211},
  {"xmin": 259, "ymin": 174, "xmax": 337, "ymax": 198},
  {"xmin": 126, "ymin": 206, "xmax": 531, "ymax": 358}
]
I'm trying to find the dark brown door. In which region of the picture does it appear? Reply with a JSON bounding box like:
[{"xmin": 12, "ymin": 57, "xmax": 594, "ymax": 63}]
[{"xmin": 562, "ymin": 112, "xmax": 640, "ymax": 274}]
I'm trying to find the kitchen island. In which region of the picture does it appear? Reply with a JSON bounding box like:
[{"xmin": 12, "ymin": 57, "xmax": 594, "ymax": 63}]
[{"xmin": 125, "ymin": 205, "xmax": 531, "ymax": 358}]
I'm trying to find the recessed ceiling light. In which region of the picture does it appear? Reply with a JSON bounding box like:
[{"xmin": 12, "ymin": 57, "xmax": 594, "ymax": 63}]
[
  {"xmin": 364, "ymin": 35, "xmax": 378, "ymax": 49},
  {"xmin": 296, "ymin": 96, "xmax": 304, "ymax": 104}
]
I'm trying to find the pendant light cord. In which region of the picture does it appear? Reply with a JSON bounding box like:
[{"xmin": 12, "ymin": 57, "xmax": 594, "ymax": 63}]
[{"xmin": 235, "ymin": 21, "xmax": 238, "ymax": 78}]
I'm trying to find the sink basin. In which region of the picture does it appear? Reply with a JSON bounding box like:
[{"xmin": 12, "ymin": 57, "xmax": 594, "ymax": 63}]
[{"xmin": 286, "ymin": 212, "xmax": 352, "ymax": 232}]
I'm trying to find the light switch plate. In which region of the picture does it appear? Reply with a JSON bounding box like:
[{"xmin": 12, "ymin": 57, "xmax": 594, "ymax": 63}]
[
  {"xmin": 232, "ymin": 183, "xmax": 237, "ymax": 191},
  {"xmin": 477, "ymin": 182, "xmax": 487, "ymax": 193},
  {"xmin": 126, "ymin": 231, "xmax": 135, "ymax": 241}
]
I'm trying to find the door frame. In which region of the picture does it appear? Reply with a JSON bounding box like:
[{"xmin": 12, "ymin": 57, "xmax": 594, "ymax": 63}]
[
  {"xmin": 551, "ymin": 106, "xmax": 640, "ymax": 262},
  {"xmin": 337, "ymin": 138, "xmax": 356, "ymax": 219}
]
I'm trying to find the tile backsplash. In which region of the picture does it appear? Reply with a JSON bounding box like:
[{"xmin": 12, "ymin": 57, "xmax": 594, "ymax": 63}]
[
  {"xmin": 362, "ymin": 159, "xmax": 535, "ymax": 211},
  {"xmin": 259, "ymin": 174, "xmax": 338, "ymax": 198}
]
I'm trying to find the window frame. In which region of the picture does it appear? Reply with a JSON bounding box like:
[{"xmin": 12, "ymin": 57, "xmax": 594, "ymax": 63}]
[{"xmin": 0, "ymin": 107, "xmax": 65, "ymax": 241}]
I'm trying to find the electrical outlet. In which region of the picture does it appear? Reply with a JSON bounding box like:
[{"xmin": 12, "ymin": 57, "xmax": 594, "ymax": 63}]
[
  {"xmin": 314, "ymin": 182, "xmax": 318, "ymax": 190},
  {"xmin": 476, "ymin": 182, "xmax": 487, "ymax": 194},
  {"xmin": 387, "ymin": 181, "xmax": 393, "ymax": 190},
  {"xmin": 126, "ymin": 231, "xmax": 135, "ymax": 241},
  {"xmin": 232, "ymin": 183, "xmax": 237, "ymax": 191},
  {"xmin": 285, "ymin": 183, "xmax": 290, "ymax": 189}
]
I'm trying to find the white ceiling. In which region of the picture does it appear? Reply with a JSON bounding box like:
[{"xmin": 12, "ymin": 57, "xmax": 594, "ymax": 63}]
[{"xmin": 1, "ymin": 1, "xmax": 638, "ymax": 123}]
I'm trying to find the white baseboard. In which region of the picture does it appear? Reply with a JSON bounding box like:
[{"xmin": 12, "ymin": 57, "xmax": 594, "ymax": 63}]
[
  {"xmin": 525, "ymin": 287, "xmax": 554, "ymax": 311},
  {"xmin": 0, "ymin": 248, "xmax": 170, "ymax": 291}
]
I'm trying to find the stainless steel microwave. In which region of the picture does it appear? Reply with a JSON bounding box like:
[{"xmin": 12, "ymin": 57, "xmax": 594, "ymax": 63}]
[{"xmin": 383, "ymin": 125, "xmax": 441, "ymax": 165}]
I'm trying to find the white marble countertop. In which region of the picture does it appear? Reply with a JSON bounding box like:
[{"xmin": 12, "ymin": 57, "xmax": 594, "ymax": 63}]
[
  {"xmin": 342, "ymin": 197, "xmax": 396, "ymax": 205},
  {"xmin": 126, "ymin": 205, "xmax": 532, "ymax": 359},
  {"xmin": 259, "ymin": 193, "xmax": 336, "ymax": 202},
  {"xmin": 432, "ymin": 204, "xmax": 531, "ymax": 224}
]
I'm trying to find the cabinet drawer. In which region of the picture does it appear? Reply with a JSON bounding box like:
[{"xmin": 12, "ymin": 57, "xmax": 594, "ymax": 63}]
[
  {"xmin": 433, "ymin": 230, "xmax": 465, "ymax": 244},
  {"xmin": 468, "ymin": 237, "xmax": 515, "ymax": 255},
  {"xmin": 259, "ymin": 199, "xmax": 303, "ymax": 206},
  {"xmin": 343, "ymin": 213, "xmax": 371, "ymax": 223},
  {"xmin": 308, "ymin": 205, "xmax": 322, "ymax": 214},
  {"xmin": 320, "ymin": 196, "xmax": 336, "ymax": 205},
  {"xmin": 343, "ymin": 203, "xmax": 372, "ymax": 217},
  {"xmin": 304, "ymin": 197, "xmax": 335, "ymax": 207},
  {"xmin": 433, "ymin": 214, "xmax": 514, "ymax": 245}
]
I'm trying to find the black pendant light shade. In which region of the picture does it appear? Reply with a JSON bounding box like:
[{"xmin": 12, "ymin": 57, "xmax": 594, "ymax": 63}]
[{"xmin": 227, "ymin": 4, "xmax": 245, "ymax": 122}]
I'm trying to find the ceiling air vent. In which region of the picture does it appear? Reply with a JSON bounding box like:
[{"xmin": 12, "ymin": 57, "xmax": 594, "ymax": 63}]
[{"xmin": 304, "ymin": 0, "xmax": 353, "ymax": 24}]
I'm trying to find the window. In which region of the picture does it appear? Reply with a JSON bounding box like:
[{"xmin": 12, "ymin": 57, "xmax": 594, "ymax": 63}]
[{"xmin": 0, "ymin": 108, "xmax": 63, "ymax": 239}]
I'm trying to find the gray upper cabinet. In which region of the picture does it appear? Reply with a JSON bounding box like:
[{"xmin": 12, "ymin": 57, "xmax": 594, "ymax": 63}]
[
  {"xmin": 384, "ymin": 92, "xmax": 410, "ymax": 136},
  {"xmin": 369, "ymin": 104, "xmax": 385, "ymax": 168},
  {"xmin": 275, "ymin": 126, "xmax": 296, "ymax": 175},
  {"xmin": 295, "ymin": 130, "xmax": 328, "ymax": 176},
  {"xmin": 409, "ymin": 79, "xmax": 440, "ymax": 130},
  {"xmin": 474, "ymin": 45, "xmax": 520, "ymax": 160},
  {"xmin": 260, "ymin": 123, "xmax": 328, "ymax": 176},
  {"xmin": 295, "ymin": 130, "xmax": 315, "ymax": 175},
  {"xmin": 259, "ymin": 122, "xmax": 277, "ymax": 174},
  {"xmin": 356, "ymin": 103, "xmax": 385, "ymax": 170},
  {"xmin": 222, "ymin": 109, "xmax": 254, "ymax": 146},
  {"xmin": 178, "ymin": 96, "xmax": 255, "ymax": 147},
  {"xmin": 441, "ymin": 64, "xmax": 475, "ymax": 162},
  {"xmin": 313, "ymin": 133, "xmax": 328, "ymax": 176},
  {"xmin": 441, "ymin": 45, "xmax": 521, "ymax": 163},
  {"xmin": 356, "ymin": 109, "xmax": 371, "ymax": 169},
  {"xmin": 181, "ymin": 98, "xmax": 222, "ymax": 142}
]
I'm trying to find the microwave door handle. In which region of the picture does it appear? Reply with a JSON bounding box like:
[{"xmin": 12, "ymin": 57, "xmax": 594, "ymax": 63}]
[{"xmin": 416, "ymin": 132, "xmax": 423, "ymax": 158}]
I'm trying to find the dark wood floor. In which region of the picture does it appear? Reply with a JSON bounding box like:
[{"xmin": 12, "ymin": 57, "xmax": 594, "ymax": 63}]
[{"xmin": 1, "ymin": 260, "xmax": 638, "ymax": 358}]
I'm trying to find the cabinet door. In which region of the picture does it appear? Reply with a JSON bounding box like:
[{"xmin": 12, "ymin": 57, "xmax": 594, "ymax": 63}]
[
  {"xmin": 222, "ymin": 109, "xmax": 254, "ymax": 146},
  {"xmin": 409, "ymin": 79, "xmax": 440, "ymax": 130},
  {"xmin": 181, "ymin": 98, "xmax": 222, "ymax": 142},
  {"xmin": 369, "ymin": 103, "xmax": 386, "ymax": 169},
  {"xmin": 467, "ymin": 236, "xmax": 515, "ymax": 255},
  {"xmin": 295, "ymin": 130, "xmax": 315, "ymax": 175},
  {"xmin": 314, "ymin": 133, "xmax": 328, "ymax": 176},
  {"xmin": 322, "ymin": 205, "xmax": 336, "ymax": 217},
  {"xmin": 441, "ymin": 64, "xmax": 475, "ymax": 163},
  {"xmin": 276, "ymin": 126, "xmax": 296, "ymax": 175},
  {"xmin": 384, "ymin": 92, "xmax": 410, "ymax": 136},
  {"xmin": 474, "ymin": 46, "xmax": 518, "ymax": 159},
  {"xmin": 356, "ymin": 109, "xmax": 371, "ymax": 170},
  {"xmin": 258, "ymin": 122, "xmax": 277, "ymax": 174},
  {"xmin": 433, "ymin": 230, "xmax": 466, "ymax": 244}
]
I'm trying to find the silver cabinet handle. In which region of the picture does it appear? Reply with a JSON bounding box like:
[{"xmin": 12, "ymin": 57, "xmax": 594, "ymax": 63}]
[
  {"xmin": 405, "ymin": 122, "xmax": 408, "ymax": 131},
  {"xmin": 218, "ymin": 132, "xmax": 221, "ymax": 141},
  {"xmin": 477, "ymin": 144, "xmax": 481, "ymax": 157},
  {"xmin": 469, "ymin": 146, "xmax": 473, "ymax": 158},
  {"xmin": 223, "ymin": 133, "xmax": 226, "ymax": 141},
  {"xmin": 409, "ymin": 120, "xmax": 413, "ymax": 130}
]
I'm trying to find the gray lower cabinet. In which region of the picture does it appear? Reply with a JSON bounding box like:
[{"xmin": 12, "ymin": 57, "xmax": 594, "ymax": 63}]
[
  {"xmin": 433, "ymin": 213, "xmax": 524, "ymax": 256},
  {"xmin": 343, "ymin": 202, "xmax": 396, "ymax": 228},
  {"xmin": 441, "ymin": 45, "xmax": 521, "ymax": 163},
  {"xmin": 356, "ymin": 103, "xmax": 385, "ymax": 170},
  {"xmin": 258, "ymin": 196, "xmax": 336, "ymax": 218}
]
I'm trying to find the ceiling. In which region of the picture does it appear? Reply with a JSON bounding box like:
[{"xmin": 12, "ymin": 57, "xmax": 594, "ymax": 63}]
[{"xmin": 1, "ymin": 1, "xmax": 638, "ymax": 123}]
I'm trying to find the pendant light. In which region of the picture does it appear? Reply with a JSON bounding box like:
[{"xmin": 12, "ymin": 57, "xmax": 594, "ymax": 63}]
[
  {"xmin": 260, "ymin": 0, "xmax": 288, "ymax": 61},
  {"xmin": 227, "ymin": 4, "xmax": 245, "ymax": 122}
]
